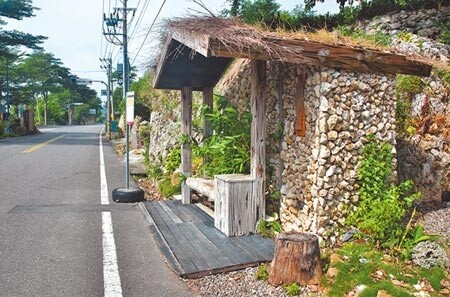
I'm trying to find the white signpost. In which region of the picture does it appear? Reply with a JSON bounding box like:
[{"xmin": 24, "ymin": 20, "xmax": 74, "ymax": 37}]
[{"xmin": 126, "ymin": 91, "xmax": 135, "ymax": 125}]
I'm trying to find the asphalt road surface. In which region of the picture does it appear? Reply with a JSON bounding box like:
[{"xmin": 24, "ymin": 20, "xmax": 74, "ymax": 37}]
[{"xmin": 0, "ymin": 125, "xmax": 192, "ymax": 297}]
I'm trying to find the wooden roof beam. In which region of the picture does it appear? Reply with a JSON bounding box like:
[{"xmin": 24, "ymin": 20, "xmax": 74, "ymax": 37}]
[{"xmin": 208, "ymin": 38, "xmax": 431, "ymax": 77}]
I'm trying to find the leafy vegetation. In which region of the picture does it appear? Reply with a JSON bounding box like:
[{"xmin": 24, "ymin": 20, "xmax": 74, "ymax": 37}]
[
  {"xmin": 395, "ymin": 74, "xmax": 429, "ymax": 136},
  {"xmin": 346, "ymin": 135, "xmax": 421, "ymax": 249},
  {"xmin": 255, "ymin": 264, "xmax": 269, "ymax": 281},
  {"xmin": 326, "ymin": 242, "xmax": 448, "ymax": 297},
  {"xmin": 223, "ymin": 0, "xmax": 450, "ymax": 31},
  {"xmin": 438, "ymin": 20, "xmax": 450, "ymax": 45},
  {"xmin": 0, "ymin": 0, "xmax": 46, "ymax": 57},
  {"xmin": 256, "ymin": 218, "xmax": 282, "ymax": 238},
  {"xmin": 283, "ymin": 283, "xmax": 301, "ymax": 296},
  {"xmin": 191, "ymin": 95, "xmax": 251, "ymax": 176}
]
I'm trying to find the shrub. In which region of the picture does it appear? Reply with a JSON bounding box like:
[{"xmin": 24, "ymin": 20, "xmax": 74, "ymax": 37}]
[
  {"xmin": 346, "ymin": 135, "xmax": 421, "ymax": 249},
  {"xmin": 192, "ymin": 95, "xmax": 251, "ymax": 176}
]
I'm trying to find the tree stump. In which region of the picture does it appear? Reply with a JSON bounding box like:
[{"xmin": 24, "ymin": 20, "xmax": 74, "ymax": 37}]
[{"xmin": 269, "ymin": 232, "xmax": 322, "ymax": 286}]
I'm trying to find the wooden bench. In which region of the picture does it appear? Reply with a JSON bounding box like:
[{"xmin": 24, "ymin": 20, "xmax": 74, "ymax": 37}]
[
  {"xmin": 186, "ymin": 175, "xmax": 256, "ymax": 236},
  {"xmin": 186, "ymin": 177, "xmax": 215, "ymax": 201}
]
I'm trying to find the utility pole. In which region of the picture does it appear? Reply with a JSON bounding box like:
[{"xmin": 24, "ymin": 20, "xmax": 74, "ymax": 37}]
[
  {"xmin": 122, "ymin": 0, "xmax": 131, "ymax": 190},
  {"xmin": 100, "ymin": 56, "xmax": 113, "ymax": 138},
  {"xmin": 103, "ymin": 0, "xmax": 143, "ymax": 202}
]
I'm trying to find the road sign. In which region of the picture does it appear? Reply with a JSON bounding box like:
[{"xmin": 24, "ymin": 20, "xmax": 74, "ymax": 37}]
[
  {"xmin": 89, "ymin": 109, "xmax": 96, "ymax": 115},
  {"xmin": 76, "ymin": 78, "xmax": 93, "ymax": 85},
  {"xmin": 101, "ymin": 89, "xmax": 108, "ymax": 96},
  {"xmin": 126, "ymin": 91, "xmax": 134, "ymax": 125}
]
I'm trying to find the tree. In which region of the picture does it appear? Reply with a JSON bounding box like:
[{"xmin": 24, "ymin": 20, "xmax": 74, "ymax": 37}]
[
  {"xmin": 17, "ymin": 51, "xmax": 68, "ymax": 125},
  {"xmin": 0, "ymin": 0, "xmax": 46, "ymax": 56}
]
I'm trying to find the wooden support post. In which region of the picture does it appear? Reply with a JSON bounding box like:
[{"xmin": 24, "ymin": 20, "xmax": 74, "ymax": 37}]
[
  {"xmin": 269, "ymin": 232, "xmax": 322, "ymax": 286},
  {"xmin": 181, "ymin": 86, "xmax": 192, "ymax": 204},
  {"xmin": 203, "ymin": 87, "xmax": 213, "ymax": 139},
  {"xmin": 250, "ymin": 59, "xmax": 266, "ymax": 230}
]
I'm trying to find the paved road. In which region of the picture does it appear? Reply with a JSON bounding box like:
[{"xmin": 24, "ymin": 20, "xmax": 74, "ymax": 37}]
[{"xmin": 0, "ymin": 125, "xmax": 192, "ymax": 297}]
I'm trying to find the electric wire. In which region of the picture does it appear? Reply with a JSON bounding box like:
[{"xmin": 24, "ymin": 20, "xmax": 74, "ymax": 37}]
[
  {"xmin": 131, "ymin": 0, "xmax": 166, "ymax": 66},
  {"xmin": 128, "ymin": 0, "xmax": 150, "ymax": 42}
]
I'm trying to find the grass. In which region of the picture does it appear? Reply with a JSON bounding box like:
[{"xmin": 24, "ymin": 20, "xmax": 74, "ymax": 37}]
[{"xmin": 325, "ymin": 242, "xmax": 448, "ymax": 297}]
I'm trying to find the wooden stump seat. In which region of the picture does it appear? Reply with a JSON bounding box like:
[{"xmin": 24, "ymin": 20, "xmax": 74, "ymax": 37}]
[{"xmin": 269, "ymin": 232, "xmax": 322, "ymax": 286}]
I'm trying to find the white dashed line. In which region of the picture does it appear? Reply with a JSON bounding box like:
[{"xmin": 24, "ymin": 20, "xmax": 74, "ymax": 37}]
[
  {"xmin": 100, "ymin": 131, "xmax": 109, "ymax": 205},
  {"xmin": 99, "ymin": 130, "xmax": 122, "ymax": 297},
  {"xmin": 102, "ymin": 211, "xmax": 123, "ymax": 297}
]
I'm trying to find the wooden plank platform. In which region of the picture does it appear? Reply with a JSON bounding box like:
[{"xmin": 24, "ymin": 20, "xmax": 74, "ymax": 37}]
[{"xmin": 142, "ymin": 200, "xmax": 274, "ymax": 279}]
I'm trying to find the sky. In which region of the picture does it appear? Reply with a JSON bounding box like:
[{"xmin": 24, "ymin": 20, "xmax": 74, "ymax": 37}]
[{"xmin": 5, "ymin": 0, "xmax": 339, "ymax": 98}]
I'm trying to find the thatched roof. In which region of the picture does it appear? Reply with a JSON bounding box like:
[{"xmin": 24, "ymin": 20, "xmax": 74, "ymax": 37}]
[{"xmin": 154, "ymin": 17, "xmax": 432, "ymax": 90}]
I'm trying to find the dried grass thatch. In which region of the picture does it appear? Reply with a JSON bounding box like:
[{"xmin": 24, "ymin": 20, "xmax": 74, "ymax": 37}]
[{"xmin": 166, "ymin": 17, "xmax": 442, "ymax": 69}]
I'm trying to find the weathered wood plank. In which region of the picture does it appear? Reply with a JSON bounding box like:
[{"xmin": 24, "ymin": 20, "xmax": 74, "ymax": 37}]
[
  {"xmin": 209, "ymin": 38, "xmax": 431, "ymax": 76},
  {"xmin": 294, "ymin": 72, "xmax": 307, "ymax": 137},
  {"xmin": 202, "ymin": 87, "xmax": 213, "ymax": 139},
  {"xmin": 172, "ymin": 30, "xmax": 211, "ymax": 58},
  {"xmin": 177, "ymin": 223, "xmax": 222, "ymax": 272},
  {"xmin": 237, "ymin": 235, "xmax": 275, "ymax": 260},
  {"xmin": 186, "ymin": 177, "xmax": 215, "ymax": 201},
  {"xmin": 181, "ymin": 86, "xmax": 193, "ymax": 204},
  {"xmin": 230, "ymin": 235, "xmax": 274, "ymax": 261},
  {"xmin": 195, "ymin": 221, "xmax": 256, "ymax": 264},
  {"xmin": 145, "ymin": 202, "xmax": 199, "ymax": 273},
  {"xmin": 214, "ymin": 174, "xmax": 254, "ymax": 236},
  {"xmin": 250, "ymin": 60, "xmax": 267, "ymax": 231},
  {"xmin": 144, "ymin": 200, "xmax": 278, "ymax": 279}
]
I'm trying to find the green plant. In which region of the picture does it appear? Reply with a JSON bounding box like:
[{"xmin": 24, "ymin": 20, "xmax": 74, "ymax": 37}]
[
  {"xmin": 192, "ymin": 95, "xmax": 251, "ymax": 176},
  {"xmin": 346, "ymin": 135, "xmax": 421, "ymax": 249},
  {"xmin": 255, "ymin": 264, "xmax": 269, "ymax": 281},
  {"xmin": 256, "ymin": 218, "xmax": 282, "ymax": 238},
  {"xmin": 438, "ymin": 20, "xmax": 450, "ymax": 45},
  {"xmin": 396, "ymin": 75, "xmax": 425, "ymax": 96},
  {"xmin": 327, "ymin": 242, "xmax": 448, "ymax": 297},
  {"xmin": 398, "ymin": 216, "xmax": 440, "ymax": 259},
  {"xmin": 164, "ymin": 147, "xmax": 181, "ymax": 174},
  {"xmin": 157, "ymin": 175, "xmax": 181, "ymax": 198},
  {"xmin": 283, "ymin": 283, "xmax": 300, "ymax": 296},
  {"xmin": 396, "ymin": 98, "xmax": 415, "ymax": 136},
  {"xmin": 147, "ymin": 164, "xmax": 163, "ymax": 180},
  {"xmin": 434, "ymin": 67, "xmax": 450, "ymax": 93}
]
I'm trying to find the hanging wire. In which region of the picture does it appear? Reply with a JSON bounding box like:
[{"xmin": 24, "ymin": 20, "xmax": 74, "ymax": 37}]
[{"xmin": 131, "ymin": 0, "xmax": 167, "ymax": 66}]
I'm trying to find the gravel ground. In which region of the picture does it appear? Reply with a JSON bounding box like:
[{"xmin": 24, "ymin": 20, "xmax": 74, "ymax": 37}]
[{"xmin": 184, "ymin": 267, "xmax": 324, "ymax": 297}]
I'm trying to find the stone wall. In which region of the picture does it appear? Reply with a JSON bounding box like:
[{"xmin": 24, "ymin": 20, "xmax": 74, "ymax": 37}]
[
  {"xmin": 217, "ymin": 60, "xmax": 397, "ymax": 242},
  {"xmin": 361, "ymin": 6, "xmax": 450, "ymax": 40},
  {"xmin": 361, "ymin": 6, "xmax": 450, "ymax": 201}
]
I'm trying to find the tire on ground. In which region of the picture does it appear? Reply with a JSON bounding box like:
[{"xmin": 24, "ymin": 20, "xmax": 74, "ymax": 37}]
[{"xmin": 112, "ymin": 187, "xmax": 145, "ymax": 203}]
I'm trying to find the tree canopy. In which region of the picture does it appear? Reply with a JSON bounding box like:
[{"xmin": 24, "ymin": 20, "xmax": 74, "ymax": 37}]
[{"xmin": 0, "ymin": 0, "xmax": 46, "ymax": 57}]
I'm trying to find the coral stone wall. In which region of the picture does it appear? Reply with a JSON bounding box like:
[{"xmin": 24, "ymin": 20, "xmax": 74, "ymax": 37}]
[
  {"xmin": 217, "ymin": 59, "xmax": 397, "ymax": 242},
  {"xmin": 281, "ymin": 67, "xmax": 397, "ymax": 242},
  {"xmin": 361, "ymin": 6, "xmax": 450, "ymax": 201}
]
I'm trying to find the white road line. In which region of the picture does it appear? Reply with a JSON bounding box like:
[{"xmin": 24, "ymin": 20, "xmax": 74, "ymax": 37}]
[
  {"xmin": 102, "ymin": 212, "xmax": 123, "ymax": 297},
  {"xmin": 100, "ymin": 131, "xmax": 109, "ymax": 205},
  {"xmin": 99, "ymin": 130, "xmax": 123, "ymax": 297}
]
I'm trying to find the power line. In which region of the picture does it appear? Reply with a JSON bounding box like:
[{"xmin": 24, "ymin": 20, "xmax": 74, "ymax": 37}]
[
  {"xmin": 129, "ymin": 0, "xmax": 151, "ymax": 42},
  {"xmin": 131, "ymin": 0, "xmax": 166, "ymax": 66}
]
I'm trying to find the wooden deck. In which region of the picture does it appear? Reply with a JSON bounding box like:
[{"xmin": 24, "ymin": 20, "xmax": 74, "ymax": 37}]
[{"xmin": 142, "ymin": 200, "xmax": 274, "ymax": 278}]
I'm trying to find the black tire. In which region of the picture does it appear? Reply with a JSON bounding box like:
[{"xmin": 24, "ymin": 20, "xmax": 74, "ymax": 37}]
[{"xmin": 112, "ymin": 187, "xmax": 145, "ymax": 203}]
